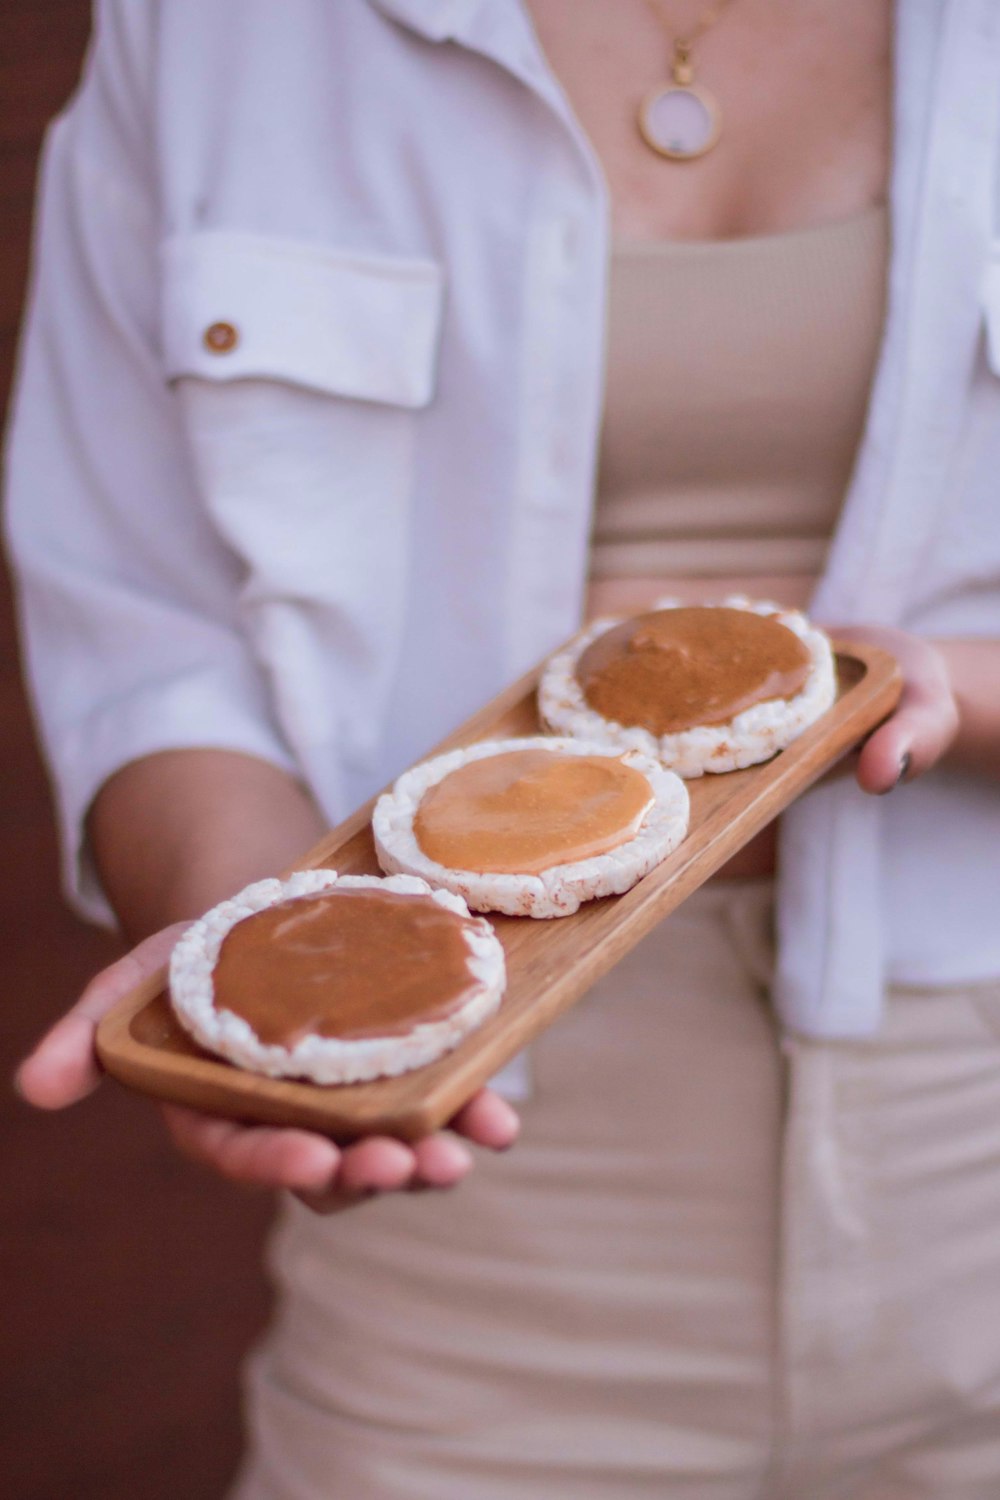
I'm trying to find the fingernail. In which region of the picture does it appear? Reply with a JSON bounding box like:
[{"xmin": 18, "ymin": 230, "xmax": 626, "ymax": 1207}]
[{"xmin": 879, "ymin": 751, "xmax": 912, "ymax": 795}]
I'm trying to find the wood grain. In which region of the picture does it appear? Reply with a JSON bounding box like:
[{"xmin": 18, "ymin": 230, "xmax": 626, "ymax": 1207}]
[{"xmin": 96, "ymin": 639, "xmax": 901, "ymax": 1140}]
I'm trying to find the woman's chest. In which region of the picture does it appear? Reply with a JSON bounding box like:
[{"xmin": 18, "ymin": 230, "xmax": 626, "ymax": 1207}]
[{"xmin": 523, "ymin": 0, "xmax": 893, "ymax": 238}]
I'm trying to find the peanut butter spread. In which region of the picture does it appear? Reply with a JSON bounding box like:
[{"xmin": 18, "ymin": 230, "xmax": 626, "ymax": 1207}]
[
  {"xmin": 577, "ymin": 607, "xmax": 811, "ymax": 735},
  {"xmin": 413, "ymin": 748, "xmax": 654, "ymax": 874},
  {"xmin": 212, "ymin": 888, "xmax": 481, "ymax": 1046}
]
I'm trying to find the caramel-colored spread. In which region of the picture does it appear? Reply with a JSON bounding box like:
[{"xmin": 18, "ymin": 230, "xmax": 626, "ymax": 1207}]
[
  {"xmin": 413, "ymin": 749, "xmax": 653, "ymax": 874},
  {"xmin": 577, "ymin": 606, "xmax": 811, "ymax": 735},
  {"xmin": 212, "ymin": 888, "xmax": 480, "ymax": 1047}
]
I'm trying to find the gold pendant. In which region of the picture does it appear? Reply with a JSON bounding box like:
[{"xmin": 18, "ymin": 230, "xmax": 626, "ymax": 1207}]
[{"xmin": 638, "ymin": 43, "xmax": 722, "ymax": 161}]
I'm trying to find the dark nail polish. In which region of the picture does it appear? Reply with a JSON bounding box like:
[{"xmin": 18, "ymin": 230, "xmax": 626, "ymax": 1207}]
[
  {"xmin": 881, "ymin": 756, "xmax": 917, "ymax": 792},
  {"xmin": 876, "ymin": 750, "xmax": 912, "ymax": 796}
]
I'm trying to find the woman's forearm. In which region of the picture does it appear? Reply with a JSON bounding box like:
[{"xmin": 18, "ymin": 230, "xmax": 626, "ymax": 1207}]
[
  {"xmin": 86, "ymin": 749, "xmax": 330, "ymax": 943},
  {"xmin": 936, "ymin": 639, "xmax": 1000, "ymax": 780}
]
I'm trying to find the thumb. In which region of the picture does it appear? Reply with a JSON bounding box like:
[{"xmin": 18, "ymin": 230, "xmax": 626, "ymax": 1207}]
[{"xmin": 15, "ymin": 922, "xmax": 189, "ymax": 1110}]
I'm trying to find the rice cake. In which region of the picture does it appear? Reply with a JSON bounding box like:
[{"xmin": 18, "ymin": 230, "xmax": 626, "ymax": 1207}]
[
  {"xmin": 169, "ymin": 870, "xmax": 506, "ymax": 1084},
  {"xmin": 373, "ymin": 736, "xmax": 689, "ymax": 918},
  {"xmin": 538, "ymin": 597, "xmax": 836, "ymax": 777}
]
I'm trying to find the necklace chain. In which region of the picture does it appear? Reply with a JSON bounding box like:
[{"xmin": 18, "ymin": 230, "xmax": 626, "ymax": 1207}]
[{"xmin": 644, "ymin": 0, "xmax": 737, "ymax": 57}]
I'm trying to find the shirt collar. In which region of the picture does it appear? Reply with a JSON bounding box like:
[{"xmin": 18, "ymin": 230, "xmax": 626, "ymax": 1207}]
[
  {"xmin": 365, "ymin": 0, "xmax": 571, "ymax": 123},
  {"xmin": 365, "ymin": 0, "xmax": 488, "ymax": 44}
]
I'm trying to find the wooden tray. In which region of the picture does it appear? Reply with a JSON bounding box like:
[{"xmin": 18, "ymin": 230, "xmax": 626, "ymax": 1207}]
[{"xmin": 97, "ymin": 639, "xmax": 901, "ymax": 1140}]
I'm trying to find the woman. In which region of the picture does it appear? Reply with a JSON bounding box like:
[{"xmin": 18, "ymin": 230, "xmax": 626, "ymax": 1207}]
[{"xmin": 10, "ymin": 1, "xmax": 1000, "ymax": 1495}]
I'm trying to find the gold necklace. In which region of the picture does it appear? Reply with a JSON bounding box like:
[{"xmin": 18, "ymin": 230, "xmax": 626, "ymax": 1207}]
[{"xmin": 639, "ymin": 0, "xmax": 736, "ymax": 160}]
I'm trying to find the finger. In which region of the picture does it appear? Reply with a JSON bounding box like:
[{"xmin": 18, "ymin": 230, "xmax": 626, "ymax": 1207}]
[
  {"xmin": 825, "ymin": 626, "xmax": 958, "ymax": 794},
  {"xmin": 410, "ymin": 1133, "xmax": 474, "ymax": 1187},
  {"xmin": 856, "ymin": 693, "xmax": 959, "ymax": 794},
  {"xmin": 335, "ymin": 1136, "xmax": 418, "ymax": 1193},
  {"xmin": 15, "ymin": 924, "xmax": 189, "ymax": 1110},
  {"xmin": 16, "ymin": 1009, "xmax": 107, "ymax": 1108},
  {"xmin": 450, "ymin": 1088, "xmax": 520, "ymax": 1150},
  {"xmin": 296, "ymin": 1134, "xmax": 474, "ymax": 1212},
  {"xmin": 286, "ymin": 1139, "xmax": 418, "ymax": 1214},
  {"xmin": 855, "ymin": 720, "xmax": 912, "ymax": 795},
  {"xmin": 161, "ymin": 1104, "xmax": 340, "ymax": 1191}
]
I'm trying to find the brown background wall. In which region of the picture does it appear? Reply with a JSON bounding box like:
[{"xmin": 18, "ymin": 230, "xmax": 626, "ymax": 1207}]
[{"xmin": 2, "ymin": 6, "xmax": 273, "ymax": 1497}]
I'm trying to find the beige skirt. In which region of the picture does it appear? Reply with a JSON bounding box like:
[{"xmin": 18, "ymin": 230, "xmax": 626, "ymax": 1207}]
[{"xmin": 231, "ymin": 883, "xmax": 1000, "ymax": 1500}]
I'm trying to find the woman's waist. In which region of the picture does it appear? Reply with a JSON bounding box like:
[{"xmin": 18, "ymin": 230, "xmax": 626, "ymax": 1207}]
[{"xmin": 584, "ymin": 571, "xmax": 818, "ymax": 620}]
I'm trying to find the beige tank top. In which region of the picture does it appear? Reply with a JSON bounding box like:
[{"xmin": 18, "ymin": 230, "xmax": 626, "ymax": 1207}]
[{"xmin": 590, "ymin": 204, "xmax": 890, "ymax": 580}]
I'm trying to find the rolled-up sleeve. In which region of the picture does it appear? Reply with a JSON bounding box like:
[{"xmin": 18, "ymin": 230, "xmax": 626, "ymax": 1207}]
[{"xmin": 3, "ymin": 8, "xmax": 299, "ymax": 925}]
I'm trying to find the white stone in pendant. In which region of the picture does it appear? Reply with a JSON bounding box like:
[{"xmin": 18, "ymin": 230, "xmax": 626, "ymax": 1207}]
[{"xmin": 639, "ymin": 84, "xmax": 721, "ymax": 161}]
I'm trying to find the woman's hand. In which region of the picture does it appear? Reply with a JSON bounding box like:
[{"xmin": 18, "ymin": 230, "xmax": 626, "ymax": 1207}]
[
  {"xmin": 825, "ymin": 624, "xmax": 961, "ymax": 792},
  {"xmin": 16, "ymin": 925, "xmax": 520, "ymax": 1213}
]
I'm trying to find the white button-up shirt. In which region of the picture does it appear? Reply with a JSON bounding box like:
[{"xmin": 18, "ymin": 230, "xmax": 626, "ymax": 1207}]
[{"xmin": 5, "ymin": 0, "xmax": 1000, "ymax": 1035}]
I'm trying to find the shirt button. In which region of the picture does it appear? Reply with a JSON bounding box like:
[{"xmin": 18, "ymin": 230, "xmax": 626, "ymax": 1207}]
[{"xmin": 203, "ymin": 321, "xmax": 239, "ymax": 354}]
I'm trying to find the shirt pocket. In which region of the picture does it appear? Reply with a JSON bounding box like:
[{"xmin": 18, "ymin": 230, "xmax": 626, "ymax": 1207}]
[
  {"xmin": 158, "ymin": 231, "xmax": 446, "ymax": 785},
  {"xmin": 161, "ymin": 229, "xmax": 445, "ymax": 407}
]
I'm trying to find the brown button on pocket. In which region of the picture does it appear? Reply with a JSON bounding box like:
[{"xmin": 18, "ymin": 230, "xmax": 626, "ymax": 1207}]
[
  {"xmin": 164, "ymin": 233, "xmax": 444, "ymax": 402},
  {"xmin": 203, "ymin": 321, "xmax": 239, "ymax": 354}
]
